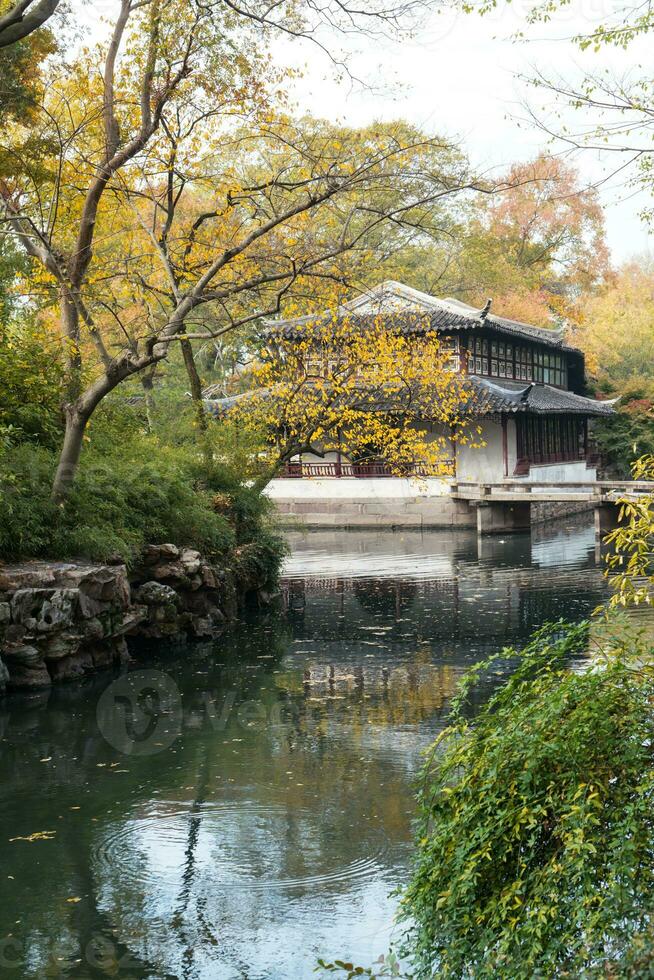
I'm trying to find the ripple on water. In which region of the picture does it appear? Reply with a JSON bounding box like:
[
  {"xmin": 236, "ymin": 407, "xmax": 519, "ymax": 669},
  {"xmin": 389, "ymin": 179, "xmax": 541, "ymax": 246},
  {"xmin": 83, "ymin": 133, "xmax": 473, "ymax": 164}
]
[
  {"xmin": 93, "ymin": 801, "xmax": 389, "ymax": 895},
  {"xmin": 282, "ymin": 549, "xmax": 458, "ymax": 581},
  {"xmin": 92, "ymin": 802, "xmax": 400, "ymax": 980}
]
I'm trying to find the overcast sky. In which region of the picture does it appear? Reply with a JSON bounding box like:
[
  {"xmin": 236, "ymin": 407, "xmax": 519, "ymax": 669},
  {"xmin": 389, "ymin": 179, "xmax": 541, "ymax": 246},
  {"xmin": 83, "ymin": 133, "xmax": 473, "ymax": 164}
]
[{"xmin": 81, "ymin": 0, "xmax": 653, "ymax": 264}]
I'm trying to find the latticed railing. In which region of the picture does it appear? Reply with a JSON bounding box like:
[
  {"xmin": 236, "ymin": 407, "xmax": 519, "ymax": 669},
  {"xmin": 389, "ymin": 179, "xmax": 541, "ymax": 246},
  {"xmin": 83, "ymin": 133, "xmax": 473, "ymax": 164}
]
[{"xmin": 280, "ymin": 461, "xmax": 454, "ymax": 478}]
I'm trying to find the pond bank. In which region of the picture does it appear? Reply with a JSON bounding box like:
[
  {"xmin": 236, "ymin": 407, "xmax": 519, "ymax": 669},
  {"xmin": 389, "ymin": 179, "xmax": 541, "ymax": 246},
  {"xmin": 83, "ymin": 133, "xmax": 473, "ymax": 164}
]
[{"xmin": 0, "ymin": 543, "xmax": 278, "ymax": 691}]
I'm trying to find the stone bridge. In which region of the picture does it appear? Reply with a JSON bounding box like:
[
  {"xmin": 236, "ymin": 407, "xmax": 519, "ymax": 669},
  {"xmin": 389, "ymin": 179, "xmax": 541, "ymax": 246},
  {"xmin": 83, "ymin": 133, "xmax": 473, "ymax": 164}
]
[
  {"xmin": 450, "ymin": 480, "xmax": 654, "ymax": 535},
  {"xmin": 267, "ymin": 477, "xmax": 654, "ymax": 536}
]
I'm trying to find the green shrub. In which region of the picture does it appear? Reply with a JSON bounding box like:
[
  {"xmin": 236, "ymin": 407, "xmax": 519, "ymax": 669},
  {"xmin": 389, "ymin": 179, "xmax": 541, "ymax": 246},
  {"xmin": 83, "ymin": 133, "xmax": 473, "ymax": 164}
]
[
  {"xmin": 593, "ymin": 403, "xmax": 654, "ymax": 478},
  {"xmin": 0, "ymin": 373, "xmax": 284, "ymax": 585},
  {"xmin": 0, "ymin": 443, "xmax": 59, "ymax": 559},
  {"xmin": 232, "ymin": 533, "xmax": 289, "ymax": 589},
  {"xmin": 0, "ymin": 319, "xmax": 64, "ymax": 448},
  {"xmin": 0, "ymin": 439, "xmax": 238, "ymax": 564},
  {"xmin": 400, "ymin": 620, "xmax": 654, "ymax": 979}
]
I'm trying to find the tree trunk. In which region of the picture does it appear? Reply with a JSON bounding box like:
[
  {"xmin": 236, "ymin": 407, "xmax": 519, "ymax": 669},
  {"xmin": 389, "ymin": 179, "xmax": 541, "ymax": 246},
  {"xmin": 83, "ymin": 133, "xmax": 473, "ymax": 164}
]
[
  {"xmin": 50, "ymin": 350, "xmax": 163, "ymax": 502},
  {"xmin": 0, "ymin": 0, "xmax": 62, "ymax": 48},
  {"xmin": 180, "ymin": 337, "xmax": 208, "ymax": 433},
  {"xmin": 51, "ymin": 406, "xmax": 89, "ymax": 503},
  {"xmin": 140, "ymin": 368, "xmax": 157, "ymax": 432},
  {"xmin": 60, "ymin": 288, "xmax": 83, "ymax": 404}
]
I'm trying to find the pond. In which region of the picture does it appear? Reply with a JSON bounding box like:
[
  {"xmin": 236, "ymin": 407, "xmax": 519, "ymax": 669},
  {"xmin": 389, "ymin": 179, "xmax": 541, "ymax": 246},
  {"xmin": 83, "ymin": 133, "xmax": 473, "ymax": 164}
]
[{"xmin": 0, "ymin": 519, "xmax": 629, "ymax": 978}]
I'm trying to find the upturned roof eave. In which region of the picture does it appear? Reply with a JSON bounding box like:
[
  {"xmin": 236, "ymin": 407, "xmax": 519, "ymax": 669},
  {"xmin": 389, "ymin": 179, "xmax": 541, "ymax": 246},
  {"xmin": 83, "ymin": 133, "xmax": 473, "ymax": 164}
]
[{"xmin": 262, "ymin": 280, "xmax": 582, "ymax": 354}]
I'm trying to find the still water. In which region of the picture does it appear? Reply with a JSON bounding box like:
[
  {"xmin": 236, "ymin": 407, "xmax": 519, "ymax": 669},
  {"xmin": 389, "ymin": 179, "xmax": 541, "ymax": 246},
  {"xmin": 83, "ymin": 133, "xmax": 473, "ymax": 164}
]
[{"xmin": 0, "ymin": 521, "xmax": 618, "ymax": 978}]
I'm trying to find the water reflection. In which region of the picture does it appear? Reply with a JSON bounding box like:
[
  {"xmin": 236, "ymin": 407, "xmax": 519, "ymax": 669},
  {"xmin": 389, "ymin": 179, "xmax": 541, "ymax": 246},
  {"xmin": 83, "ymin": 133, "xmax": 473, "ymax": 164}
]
[{"xmin": 0, "ymin": 520, "xmax": 616, "ymax": 978}]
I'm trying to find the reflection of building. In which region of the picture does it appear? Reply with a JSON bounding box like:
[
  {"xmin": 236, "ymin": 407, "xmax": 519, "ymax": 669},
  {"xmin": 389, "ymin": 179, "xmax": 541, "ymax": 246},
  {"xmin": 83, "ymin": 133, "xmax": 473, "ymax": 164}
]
[
  {"xmin": 281, "ymin": 525, "xmax": 608, "ymax": 660},
  {"xmin": 267, "ymin": 281, "xmax": 614, "ymax": 483}
]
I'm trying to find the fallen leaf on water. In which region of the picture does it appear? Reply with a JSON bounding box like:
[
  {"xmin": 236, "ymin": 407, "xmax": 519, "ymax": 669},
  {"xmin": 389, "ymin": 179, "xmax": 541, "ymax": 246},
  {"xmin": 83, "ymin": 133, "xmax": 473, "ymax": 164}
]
[
  {"xmin": 66, "ymin": 897, "xmax": 82, "ymax": 904},
  {"xmin": 9, "ymin": 831, "xmax": 56, "ymax": 843}
]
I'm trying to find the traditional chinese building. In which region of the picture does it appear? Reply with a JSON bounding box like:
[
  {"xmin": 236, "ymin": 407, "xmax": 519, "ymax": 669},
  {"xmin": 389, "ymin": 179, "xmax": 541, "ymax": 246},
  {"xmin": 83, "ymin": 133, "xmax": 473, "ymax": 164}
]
[{"xmin": 265, "ymin": 280, "xmax": 614, "ymax": 485}]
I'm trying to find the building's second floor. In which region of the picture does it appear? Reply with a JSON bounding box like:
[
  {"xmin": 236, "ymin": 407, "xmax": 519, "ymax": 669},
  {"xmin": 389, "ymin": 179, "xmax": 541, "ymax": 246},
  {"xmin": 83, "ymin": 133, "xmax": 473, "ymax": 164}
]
[{"xmin": 265, "ymin": 280, "xmax": 586, "ymax": 394}]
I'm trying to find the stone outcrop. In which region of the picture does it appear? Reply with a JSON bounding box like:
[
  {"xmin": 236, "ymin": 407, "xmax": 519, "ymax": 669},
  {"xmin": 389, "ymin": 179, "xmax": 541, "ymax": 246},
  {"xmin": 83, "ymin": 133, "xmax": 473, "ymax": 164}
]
[
  {"xmin": 0, "ymin": 562, "xmax": 132, "ymax": 690},
  {"xmin": 0, "ymin": 544, "xmax": 276, "ymax": 692},
  {"xmin": 129, "ymin": 544, "xmax": 237, "ymax": 641}
]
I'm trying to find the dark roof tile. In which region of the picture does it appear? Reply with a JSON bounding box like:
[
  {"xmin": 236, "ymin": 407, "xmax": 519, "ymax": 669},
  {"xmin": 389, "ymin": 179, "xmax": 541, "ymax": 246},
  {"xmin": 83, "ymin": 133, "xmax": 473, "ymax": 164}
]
[
  {"xmin": 265, "ymin": 280, "xmax": 581, "ymax": 353},
  {"xmin": 204, "ymin": 377, "xmax": 615, "ymax": 419}
]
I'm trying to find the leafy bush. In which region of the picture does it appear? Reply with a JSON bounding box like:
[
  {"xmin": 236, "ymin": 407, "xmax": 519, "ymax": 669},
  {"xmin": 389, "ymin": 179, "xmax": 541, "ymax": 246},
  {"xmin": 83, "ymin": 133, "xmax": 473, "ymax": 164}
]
[
  {"xmin": 400, "ymin": 620, "xmax": 654, "ymax": 979},
  {"xmin": 0, "ymin": 443, "xmax": 58, "ymax": 558},
  {"xmin": 592, "ymin": 393, "xmax": 654, "ymax": 478},
  {"xmin": 603, "ymin": 454, "xmax": 654, "ymax": 609},
  {"xmin": 0, "ymin": 319, "xmax": 64, "ymax": 448},
  {"xmin": 231, "ymin": 534, "xmax": 289, "ymax": 589},
  {"xmin": 0, "ymin": 442, "xmax": 227, "ymax": 563},
  {"xmin": 0, "ymin": 429, "xmax": 282, "ymax": 567}
]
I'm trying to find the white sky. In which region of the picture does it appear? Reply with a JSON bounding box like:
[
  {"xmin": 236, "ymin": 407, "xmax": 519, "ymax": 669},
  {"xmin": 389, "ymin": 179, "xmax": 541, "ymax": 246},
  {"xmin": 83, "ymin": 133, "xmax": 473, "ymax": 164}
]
[{"xmin": 78, "ymin": 0, "xmax": 653, "ymax": 264}]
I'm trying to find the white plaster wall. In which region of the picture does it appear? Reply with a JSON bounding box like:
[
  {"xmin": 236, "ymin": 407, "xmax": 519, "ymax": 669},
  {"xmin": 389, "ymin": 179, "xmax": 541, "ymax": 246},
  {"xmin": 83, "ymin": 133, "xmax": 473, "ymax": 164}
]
[
  {"xmin": 265, "ymin": 477, "xmax": 452, "ymax": 500},
  {"xmin": 525, "ymin": 461, "xmax": 597, "ymax": 484},
  {"xmin": 507, "ymin": 418, "xmax": 518, "ymax": 476},
  {"xmin": 456, "ymin": 420, "xmax": 506, "ymax": 483},
  {"xmin": 296, "ymin": 451, "xmax": 340, "ymax": 463}
]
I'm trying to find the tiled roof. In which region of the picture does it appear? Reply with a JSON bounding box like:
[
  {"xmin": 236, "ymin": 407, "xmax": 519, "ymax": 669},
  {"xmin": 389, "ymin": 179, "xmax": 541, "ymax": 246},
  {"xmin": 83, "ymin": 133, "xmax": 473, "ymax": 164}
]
[
  {"xmin": 204, "ymin": 377, "xmax": 615, "ymax": 419},
  {"xmin": 265, "ymin": 281, "xmax": 581, "ymax": 354},
  {"xmin": 468, "ymin": 378, "xmax": 616, "ymax": 417}
]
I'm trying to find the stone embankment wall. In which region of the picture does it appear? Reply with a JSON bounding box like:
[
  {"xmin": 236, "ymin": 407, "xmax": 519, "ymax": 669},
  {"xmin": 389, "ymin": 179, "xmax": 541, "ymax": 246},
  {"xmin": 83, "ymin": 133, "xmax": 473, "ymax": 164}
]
[
  {"xmin": 0, "ymin": 544, "xmax": 274, "ymax": 692},
  {"xmin": 530, "ymin": 501, "xmax": 595, "ymax": 524}
]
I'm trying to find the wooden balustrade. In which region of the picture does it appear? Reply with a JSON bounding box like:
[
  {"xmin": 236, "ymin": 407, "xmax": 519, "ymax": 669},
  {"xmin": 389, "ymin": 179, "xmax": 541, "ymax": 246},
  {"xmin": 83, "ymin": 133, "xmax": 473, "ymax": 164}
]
[{"xmin": 280, "ymin": 461, "xmax": 453, "ymax": 479}]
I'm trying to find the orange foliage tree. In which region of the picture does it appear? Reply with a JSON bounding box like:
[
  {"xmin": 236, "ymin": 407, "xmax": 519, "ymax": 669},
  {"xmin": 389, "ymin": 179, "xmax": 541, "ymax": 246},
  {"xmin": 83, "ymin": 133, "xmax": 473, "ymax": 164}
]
[{"xmin": 447, "ymin": 153, "xmax": 610, "ymax": 327}]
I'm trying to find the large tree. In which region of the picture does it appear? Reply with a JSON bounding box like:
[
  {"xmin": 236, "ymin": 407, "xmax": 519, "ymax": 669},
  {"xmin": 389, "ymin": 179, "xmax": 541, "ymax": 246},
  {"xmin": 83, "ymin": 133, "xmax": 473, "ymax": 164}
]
[
  {"xmin": 0, "ymin": 0, "xmax": 487, "ymax": 500},
  {"xmin": 379, "ymin": 153, "xmax": 609, "ymax": 328}
]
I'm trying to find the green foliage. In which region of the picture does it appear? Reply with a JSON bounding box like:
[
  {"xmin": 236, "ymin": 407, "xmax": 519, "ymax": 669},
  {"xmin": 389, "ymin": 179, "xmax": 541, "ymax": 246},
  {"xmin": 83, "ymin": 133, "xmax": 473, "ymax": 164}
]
[
  {"xmin": 400, "ymin": 620, "xmax": 654, "ymax": 979},
  {"xmin": 0, "ymin": 238, "xmax": 29, "ymax": 320},
  {"xmin": 316, "ymin": 953, "xmax": 401, "ymax": 978},
  {"xmin": 0, "ymin": 318, "xmax": 65, "ymax": 448},
  {"xmin": 0, "ymin": 29, "xmax": 55, "ymax": 125},
  {"xmin": 604, "ymin": 455, "xmax": 654, "ymax": 608},
  {"xmin": 0, "ymin": 443, "xmax": 58, "ymax": 558},
  {"xmin": 0, "ymin": 439, "xmax": 232, "ymax": 564},
  {"xmin": 593, "ymin": 403, "xmax": 654, "ymax": 479},
  {"xmin": 231, "ymin": 534, "xmax": 288, "ymax": 589},
  {"xmin": 0, "ymin": 401, "xmax": 282, "ymax": 567}
]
